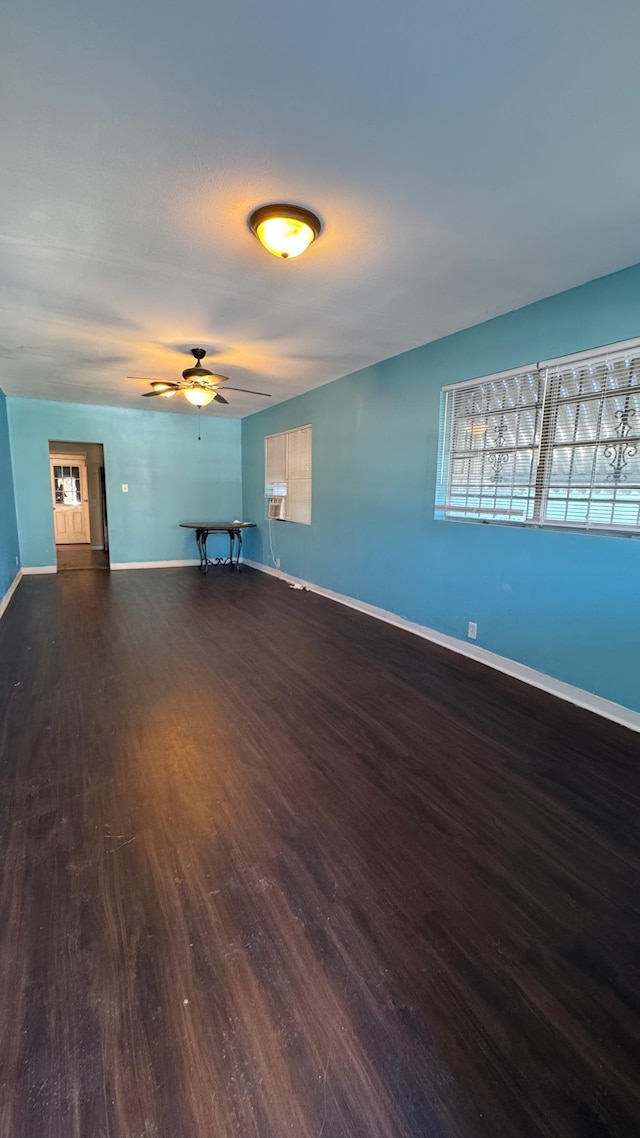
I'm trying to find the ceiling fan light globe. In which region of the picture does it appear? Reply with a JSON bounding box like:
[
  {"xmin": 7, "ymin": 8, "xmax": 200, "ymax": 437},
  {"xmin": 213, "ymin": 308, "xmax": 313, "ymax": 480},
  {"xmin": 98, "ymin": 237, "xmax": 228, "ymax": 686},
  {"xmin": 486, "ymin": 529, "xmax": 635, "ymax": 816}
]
[
  {"xmin": 185, "ymin": 386, "xmax": 215, "ymax": 407},
  {"xmin": 151, "ymin": 381, "xmax": 173, "ymax": 392}
]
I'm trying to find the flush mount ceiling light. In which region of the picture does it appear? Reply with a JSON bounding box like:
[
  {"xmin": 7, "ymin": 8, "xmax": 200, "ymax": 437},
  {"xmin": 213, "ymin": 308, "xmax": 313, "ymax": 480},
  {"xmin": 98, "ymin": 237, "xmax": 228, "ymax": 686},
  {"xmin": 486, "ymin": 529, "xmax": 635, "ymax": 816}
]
[{"xmin": 248, "ymin": 203, "xmax": 322, "ymax": 259}]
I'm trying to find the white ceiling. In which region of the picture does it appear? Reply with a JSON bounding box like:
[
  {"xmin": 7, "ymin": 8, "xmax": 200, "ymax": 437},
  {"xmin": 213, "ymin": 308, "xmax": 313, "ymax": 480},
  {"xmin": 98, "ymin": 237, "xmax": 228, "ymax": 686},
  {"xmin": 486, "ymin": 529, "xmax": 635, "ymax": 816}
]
[{"xmin": 2, "ymin": 0, "xmax": 640, "ymax": 417}]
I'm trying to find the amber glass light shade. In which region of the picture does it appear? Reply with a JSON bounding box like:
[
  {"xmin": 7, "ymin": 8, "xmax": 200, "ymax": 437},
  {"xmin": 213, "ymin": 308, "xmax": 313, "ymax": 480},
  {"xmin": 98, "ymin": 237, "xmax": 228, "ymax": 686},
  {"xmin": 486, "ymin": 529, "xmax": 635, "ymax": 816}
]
[
  {"xmin": 185, "ymin": 386, "xmax": 215, "ymax": 407},
  {"xmin": 249, "ymin": 204, "xmax": 322, "ymax": 259}
]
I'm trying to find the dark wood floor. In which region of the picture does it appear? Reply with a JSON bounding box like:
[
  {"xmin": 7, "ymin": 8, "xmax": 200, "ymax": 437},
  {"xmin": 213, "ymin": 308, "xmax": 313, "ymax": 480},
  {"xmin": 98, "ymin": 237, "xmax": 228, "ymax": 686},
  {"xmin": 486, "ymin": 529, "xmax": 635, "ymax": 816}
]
[
  {"xmin": 1, "ymin": 567, "xmax": 639, "ymax": 1137},
  {"xmin": 56, "ymin": 544, "xmax": 110, "ymax": 571}
]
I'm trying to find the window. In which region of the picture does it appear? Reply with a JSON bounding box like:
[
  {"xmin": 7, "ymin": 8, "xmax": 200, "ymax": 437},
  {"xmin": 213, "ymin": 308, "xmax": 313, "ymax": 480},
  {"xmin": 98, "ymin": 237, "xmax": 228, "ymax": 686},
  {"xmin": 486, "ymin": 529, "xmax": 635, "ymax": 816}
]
[
  {"xmin": 265, "ymin": 425, "xmax": 312, "ymax": 524},
  {"xmin": 438, "ymin": 339, "xmax": 640, "ymax": 534},
  {"xmin": 53, "ymin": 464, "xmax": 82, "ymax": 505}
]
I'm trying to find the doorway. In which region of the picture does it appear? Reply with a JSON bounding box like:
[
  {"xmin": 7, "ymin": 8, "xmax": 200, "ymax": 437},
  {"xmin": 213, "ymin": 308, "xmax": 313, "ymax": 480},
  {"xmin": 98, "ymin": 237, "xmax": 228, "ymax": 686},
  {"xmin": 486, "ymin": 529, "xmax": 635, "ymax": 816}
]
[{"xmin": 49, "ymin": 441, "xmax": 110, "ymax": 571}]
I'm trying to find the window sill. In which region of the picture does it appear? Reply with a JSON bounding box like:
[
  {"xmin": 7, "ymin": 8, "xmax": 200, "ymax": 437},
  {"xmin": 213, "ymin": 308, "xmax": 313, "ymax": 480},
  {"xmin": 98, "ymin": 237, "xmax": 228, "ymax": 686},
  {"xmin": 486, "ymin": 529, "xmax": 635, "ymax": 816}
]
[{"xmin": 434, "ymin": 513, "xmax": 640, "ymax": 539}]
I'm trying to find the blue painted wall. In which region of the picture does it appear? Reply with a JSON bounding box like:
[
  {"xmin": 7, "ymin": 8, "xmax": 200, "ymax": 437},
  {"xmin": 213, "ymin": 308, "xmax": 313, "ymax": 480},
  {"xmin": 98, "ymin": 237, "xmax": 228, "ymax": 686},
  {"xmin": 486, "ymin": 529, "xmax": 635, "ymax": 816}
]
[
  {"xmin": 8, "ymin": 399, "xmax": 242, "ymax": 567},
  {"xmin": 242, "ymin": 262, "xmax": 640, "ymax": 713},
  {"xmin": 0, "ymin": 392, "xmax": 20, "ymax": 598}
]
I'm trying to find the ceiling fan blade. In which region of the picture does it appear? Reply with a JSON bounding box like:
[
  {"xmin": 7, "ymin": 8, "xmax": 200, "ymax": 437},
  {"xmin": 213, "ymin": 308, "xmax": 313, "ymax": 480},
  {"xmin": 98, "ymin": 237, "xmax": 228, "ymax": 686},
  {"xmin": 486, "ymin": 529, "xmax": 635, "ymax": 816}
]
[
  {"xmin": 140, "ymin": 389, "xmax": 167, "ymax": 397},
  {"xmin": 224, "ymin": 386, "xmax": 272, "ymax": 397},
  {"xmin": 214, "ymin": 392, "xmax": 229, "ymax": 404},
  {"xmin": 128, "ymin": 377, "xmax": 178, "ymax": 384}
]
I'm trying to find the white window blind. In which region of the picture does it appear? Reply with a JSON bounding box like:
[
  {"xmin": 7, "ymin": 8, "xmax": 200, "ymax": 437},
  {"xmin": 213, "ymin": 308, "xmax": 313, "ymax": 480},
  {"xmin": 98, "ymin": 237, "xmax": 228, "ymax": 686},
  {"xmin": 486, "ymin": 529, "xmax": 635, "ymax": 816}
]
[
  {"xmin": 440, "ymin": 366, "xmax": 544, "ymax": 522},
  {"xmin": 265, "ymin": 425, "xmax": 312, "ymax": 524},
  {"xmin": 265, "ymin": 433, "xmax": 287, "ymax": 496},
  {"xmin": 438, "ymin": 339, "xmax": 640, "ymax": 534},
  {"xmin": 541, "ymin": 351, "xmax": 640, "ymax": 530}
]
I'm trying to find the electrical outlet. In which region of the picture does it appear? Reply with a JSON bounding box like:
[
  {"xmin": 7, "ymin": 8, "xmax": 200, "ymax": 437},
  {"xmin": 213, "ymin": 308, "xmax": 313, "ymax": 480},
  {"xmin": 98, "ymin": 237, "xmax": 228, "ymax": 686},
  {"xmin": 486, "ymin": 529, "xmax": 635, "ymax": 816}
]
[
  {"xmin": 15, "ymin": 555, "xmax": 19, "ymax": 566},
  {"xmin": 122, "ymin": 483, "xmax": 128, "ymax": 493},
  {"xmin": 467, "ymin": 621, "xmax": 477, "ymax": 640},
  {"xmin": 275, "ymin": 558, "xmax": 281, "ymax": 569}
]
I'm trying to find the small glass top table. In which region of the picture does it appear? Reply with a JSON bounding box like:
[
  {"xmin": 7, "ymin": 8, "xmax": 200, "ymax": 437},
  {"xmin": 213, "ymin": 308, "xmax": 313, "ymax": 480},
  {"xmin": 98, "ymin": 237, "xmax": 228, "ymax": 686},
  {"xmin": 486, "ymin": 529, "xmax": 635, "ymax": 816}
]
[{"xmin": 179, "ymin": 522, "xmax": 256, "ymax": 573}]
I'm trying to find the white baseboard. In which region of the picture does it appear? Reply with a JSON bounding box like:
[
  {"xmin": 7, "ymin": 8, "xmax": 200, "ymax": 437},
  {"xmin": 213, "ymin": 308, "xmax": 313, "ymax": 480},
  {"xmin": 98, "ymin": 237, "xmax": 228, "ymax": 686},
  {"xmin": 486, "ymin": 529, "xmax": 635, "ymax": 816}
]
[
  {"xmin": 110, "ymin": 559, "xmax": 200, "ymax": 570},
  {"xmin": 243, "ymin": 559, "xmax": 640, "ymax": 734},
  {"xmin": 21, "ymin": 565, "xmax": 57, "ymax": 575},
  {"xmin": 0, "ymin": 569, "xmax": 23, "ymax": 619}
]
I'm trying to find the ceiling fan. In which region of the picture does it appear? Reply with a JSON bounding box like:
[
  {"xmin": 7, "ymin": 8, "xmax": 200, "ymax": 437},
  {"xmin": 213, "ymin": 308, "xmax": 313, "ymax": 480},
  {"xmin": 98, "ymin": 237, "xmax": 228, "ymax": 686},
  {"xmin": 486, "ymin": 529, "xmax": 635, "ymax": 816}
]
[{"xmin": 130, "ymin": 348, "xmax": 272, "ymax": 407}]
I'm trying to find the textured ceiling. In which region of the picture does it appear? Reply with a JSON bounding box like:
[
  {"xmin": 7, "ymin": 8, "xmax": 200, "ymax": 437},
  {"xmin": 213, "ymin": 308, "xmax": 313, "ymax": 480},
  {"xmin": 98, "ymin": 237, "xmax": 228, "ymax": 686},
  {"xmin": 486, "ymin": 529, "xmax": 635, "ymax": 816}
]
[{"xmin": 2, "ymin": 0, "xmax": 640, "ymax": 418}]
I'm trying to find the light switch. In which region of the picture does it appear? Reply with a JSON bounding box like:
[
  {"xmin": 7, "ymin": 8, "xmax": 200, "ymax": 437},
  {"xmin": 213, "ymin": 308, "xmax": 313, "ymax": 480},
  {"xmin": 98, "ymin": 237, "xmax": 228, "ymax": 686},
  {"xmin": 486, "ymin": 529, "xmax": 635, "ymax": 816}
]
[{"xmin": 122, "ymin": 484, "xmax": 128, "ymax": 493}]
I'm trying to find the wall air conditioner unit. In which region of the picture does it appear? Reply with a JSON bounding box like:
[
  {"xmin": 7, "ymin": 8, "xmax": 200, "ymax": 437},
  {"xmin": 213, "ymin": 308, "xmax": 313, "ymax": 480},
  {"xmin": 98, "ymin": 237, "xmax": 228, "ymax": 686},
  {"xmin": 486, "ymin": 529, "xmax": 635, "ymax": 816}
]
[{"xmin": 268, "ymin": 496, "xmax": 285, "ymax": 520}]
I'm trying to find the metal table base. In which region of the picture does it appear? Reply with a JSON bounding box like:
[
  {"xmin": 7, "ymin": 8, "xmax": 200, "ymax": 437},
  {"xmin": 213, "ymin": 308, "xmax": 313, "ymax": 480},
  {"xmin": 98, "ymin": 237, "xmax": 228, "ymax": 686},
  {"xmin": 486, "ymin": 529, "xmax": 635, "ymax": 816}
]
[
  {"xmin": 195, "ymin": 526, "xmax": 244, "ymax": 572},
  {"xmin": 179, "ymin": 523, "xmax": 256, "ymax": 574}
]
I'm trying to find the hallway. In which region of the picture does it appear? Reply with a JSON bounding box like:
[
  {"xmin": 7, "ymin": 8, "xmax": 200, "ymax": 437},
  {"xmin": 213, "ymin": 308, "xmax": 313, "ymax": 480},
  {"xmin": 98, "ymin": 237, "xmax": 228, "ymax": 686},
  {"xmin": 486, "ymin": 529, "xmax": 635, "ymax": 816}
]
[{"xmin": 56, "ymin": 544, "xmax": 110, "ymax": 571}]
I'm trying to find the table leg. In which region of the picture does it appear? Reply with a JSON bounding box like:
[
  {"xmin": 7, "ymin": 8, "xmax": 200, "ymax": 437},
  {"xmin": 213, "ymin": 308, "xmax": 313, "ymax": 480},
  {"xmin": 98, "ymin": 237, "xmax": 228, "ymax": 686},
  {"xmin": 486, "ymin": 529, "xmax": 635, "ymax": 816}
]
[
  {"xmin": 195, "ymin": 528, "xmax": 207, "ymax": 572},
  {"xmin": 227, "ymin": 528, "xmax": 242, "ymax": 570}
]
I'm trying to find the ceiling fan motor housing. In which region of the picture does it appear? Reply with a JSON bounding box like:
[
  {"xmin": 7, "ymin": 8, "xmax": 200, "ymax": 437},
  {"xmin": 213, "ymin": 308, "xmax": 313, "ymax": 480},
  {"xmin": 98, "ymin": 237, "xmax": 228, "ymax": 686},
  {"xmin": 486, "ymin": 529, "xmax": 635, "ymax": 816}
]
[
  {"xmin": 182, "ymin": 347, "xmax": 213, "ymax": 381},
  {"xmin": 182, "ymin": 366, "xmax": 212, "ymax": 380}
]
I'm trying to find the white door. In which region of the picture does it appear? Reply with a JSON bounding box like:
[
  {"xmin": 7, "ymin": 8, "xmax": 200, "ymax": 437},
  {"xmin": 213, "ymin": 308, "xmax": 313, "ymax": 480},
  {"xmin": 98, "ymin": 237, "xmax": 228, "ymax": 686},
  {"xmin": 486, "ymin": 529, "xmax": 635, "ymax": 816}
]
[{"xmin": 50, "ymin": 454, "xmax": 91, "ymax": 544}]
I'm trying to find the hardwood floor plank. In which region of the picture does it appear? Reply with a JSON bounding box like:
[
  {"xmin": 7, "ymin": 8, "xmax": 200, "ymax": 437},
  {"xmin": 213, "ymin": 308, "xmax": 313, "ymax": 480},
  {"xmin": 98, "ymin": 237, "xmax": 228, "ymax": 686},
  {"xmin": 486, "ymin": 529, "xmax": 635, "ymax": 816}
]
[{"xmin": 0, "ymin": 567, "xmax": 639, "ymax": 1136}]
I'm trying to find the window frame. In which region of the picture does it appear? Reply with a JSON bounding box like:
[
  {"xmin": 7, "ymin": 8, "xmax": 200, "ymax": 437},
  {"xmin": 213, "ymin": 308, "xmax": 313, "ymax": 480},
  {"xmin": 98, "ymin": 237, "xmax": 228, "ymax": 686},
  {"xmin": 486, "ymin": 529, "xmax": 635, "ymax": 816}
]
[{"xmin": 437, "ymin": 337, "xmax": 640, "ymax": 538}]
